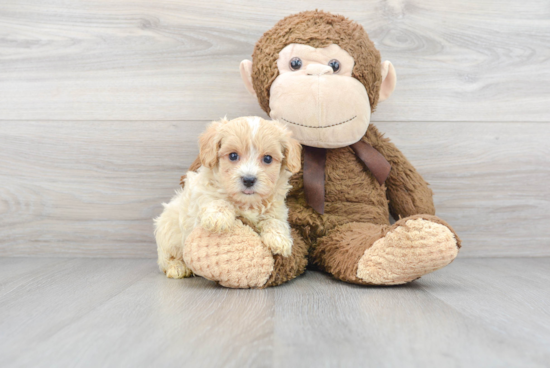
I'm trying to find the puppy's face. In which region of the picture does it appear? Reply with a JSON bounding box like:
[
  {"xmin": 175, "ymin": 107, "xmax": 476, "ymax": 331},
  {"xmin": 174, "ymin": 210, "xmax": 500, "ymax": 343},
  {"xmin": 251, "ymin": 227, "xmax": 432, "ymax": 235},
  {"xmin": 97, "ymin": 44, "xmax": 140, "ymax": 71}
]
[{"xmin": 199, "ymin": 117, "xmax": 301, "ymax": 205}]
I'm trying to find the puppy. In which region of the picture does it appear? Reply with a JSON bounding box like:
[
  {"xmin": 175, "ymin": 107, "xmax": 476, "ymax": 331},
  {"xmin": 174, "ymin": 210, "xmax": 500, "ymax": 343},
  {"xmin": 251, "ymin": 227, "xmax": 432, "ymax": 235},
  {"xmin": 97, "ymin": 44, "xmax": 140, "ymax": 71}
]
[{"xmin": 154, "ymin": 117, "xmax": 302, "ymax": 279}]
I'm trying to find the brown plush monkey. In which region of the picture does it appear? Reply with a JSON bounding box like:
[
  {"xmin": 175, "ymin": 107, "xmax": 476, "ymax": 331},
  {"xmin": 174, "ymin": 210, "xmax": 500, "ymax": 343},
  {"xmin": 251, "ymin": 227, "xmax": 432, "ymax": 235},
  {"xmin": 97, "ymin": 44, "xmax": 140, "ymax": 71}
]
[{"xmin": 182, "ymin": 10, "xmax": 461, "ymax": 288}]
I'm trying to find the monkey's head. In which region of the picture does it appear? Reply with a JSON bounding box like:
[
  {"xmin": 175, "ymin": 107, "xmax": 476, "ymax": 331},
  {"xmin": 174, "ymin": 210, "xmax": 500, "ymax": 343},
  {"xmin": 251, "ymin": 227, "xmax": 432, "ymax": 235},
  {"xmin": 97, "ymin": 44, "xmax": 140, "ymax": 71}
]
[{"xmin": 240, "ymin": 11, "xmax": 396, "ymax": 149}]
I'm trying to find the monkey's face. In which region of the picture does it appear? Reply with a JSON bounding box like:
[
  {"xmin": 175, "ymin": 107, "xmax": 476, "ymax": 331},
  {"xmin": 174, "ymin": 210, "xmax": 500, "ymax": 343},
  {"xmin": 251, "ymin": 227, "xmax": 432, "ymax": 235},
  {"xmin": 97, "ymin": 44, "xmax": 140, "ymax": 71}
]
[
  {"xmin": 268, "ymin": 44, "xmax": 370, "ymax": 149},
  {"xmin": 241, "ymin": 43, "xmax": 396, "ymax": 149}
]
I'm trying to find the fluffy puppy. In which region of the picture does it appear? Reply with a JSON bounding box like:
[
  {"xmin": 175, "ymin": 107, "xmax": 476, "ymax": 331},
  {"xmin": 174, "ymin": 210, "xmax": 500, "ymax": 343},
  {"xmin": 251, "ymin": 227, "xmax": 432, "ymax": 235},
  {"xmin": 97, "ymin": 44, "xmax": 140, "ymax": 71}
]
[{"xmin": 154, "ymin": 117, "xmax": 302, "ymax": 279}]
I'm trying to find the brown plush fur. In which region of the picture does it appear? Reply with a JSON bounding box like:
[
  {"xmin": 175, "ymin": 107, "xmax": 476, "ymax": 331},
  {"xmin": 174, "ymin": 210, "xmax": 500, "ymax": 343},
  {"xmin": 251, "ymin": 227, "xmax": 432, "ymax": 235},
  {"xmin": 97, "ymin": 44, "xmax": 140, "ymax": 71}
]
[
  {"xmin": 312, "ymin": 215, "xmax": 461, "ymax": 285},
  {"xmin": 263, "ymin": 228, "xmax": 309, "ymax": 288},
  {"xmin": 251, "ymin": 10, "xmax": 382, "ymax": 114},
  {"xmin": 285, "ymin": 124, "xmax": 436, "ymax": 243}
]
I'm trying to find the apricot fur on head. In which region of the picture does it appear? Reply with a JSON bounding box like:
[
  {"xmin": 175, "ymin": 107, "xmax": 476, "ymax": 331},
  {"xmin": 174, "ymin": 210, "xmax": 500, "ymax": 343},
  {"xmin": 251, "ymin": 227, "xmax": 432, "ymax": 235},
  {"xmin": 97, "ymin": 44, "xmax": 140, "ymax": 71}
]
[{"xmin": 198, "ymin": 116, "xmax": 301, "ymax": 205}]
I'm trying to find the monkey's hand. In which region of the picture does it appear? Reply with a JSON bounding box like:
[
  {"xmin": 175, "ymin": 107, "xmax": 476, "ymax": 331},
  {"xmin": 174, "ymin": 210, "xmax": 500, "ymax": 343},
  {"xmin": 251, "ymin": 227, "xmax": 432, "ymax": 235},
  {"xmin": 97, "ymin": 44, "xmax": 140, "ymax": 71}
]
[
  {"xmin": 200, "ymin": 200, "xmax": 236, "ymax": 233},
  {"xmin": 260, "ymin": 218, "xmax": 293, "ymax": 257}
]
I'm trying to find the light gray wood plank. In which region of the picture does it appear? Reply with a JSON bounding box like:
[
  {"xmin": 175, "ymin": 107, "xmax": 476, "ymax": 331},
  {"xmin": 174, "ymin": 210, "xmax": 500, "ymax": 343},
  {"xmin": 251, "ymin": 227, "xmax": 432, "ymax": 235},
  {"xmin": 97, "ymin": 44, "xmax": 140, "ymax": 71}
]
[
  {"xmin": 0, "ymin": 257, "xmax": 61, "ymax": 281},
  {"xmin": 273, "ymin": 266, "xmax": 550, "ymax": 367},
  {"xmin": 1, "ymin": 121, "xmax": 548, "ymax": 257},
  {"xmin": 0, "ymin": 258, "xmax": 154, "ymax": 367},
  {"xmin": 422, "ymin": 258, "xmax": 550, "ymax": 348},
  {"xmin": 0, "ymin": 0, "xmax": 548, "ymax": 122},
  {"xmin": 0, "ymin": 258, "xmax": 274, "ymax": 368},
  {"xmin": 0, "ymin": 258, "xmax": 549, "ymax": 367},
  {"xmin": 0, "ymin": 258, "xmax": 70, "ymax": 299},
  {"xmin": 0, "ymin": 121, "xmax": 208, "ymax": 257}
]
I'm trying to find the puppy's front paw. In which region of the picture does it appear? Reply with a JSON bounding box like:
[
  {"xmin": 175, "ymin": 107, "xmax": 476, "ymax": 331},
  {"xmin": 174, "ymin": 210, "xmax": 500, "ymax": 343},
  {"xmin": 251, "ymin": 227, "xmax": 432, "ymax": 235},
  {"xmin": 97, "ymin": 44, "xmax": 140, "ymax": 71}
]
[
  {"xmin": 165, "ymin": 262, "xmax": 193, "ymax": 279},
  {"xmin": 200, "ymin": 201, "xmax": 235, "ymax": 233},
  {"xmin": 261, "ymin": 220, "xmax": 293, "ymax": 257}
]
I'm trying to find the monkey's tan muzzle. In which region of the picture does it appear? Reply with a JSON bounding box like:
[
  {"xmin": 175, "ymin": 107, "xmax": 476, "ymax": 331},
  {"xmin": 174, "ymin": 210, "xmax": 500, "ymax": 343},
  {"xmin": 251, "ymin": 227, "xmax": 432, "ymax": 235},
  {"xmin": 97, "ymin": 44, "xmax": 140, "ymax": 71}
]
[{"xmin": 269, "ymin": 69, "xmax": 371, "ymax": 149}]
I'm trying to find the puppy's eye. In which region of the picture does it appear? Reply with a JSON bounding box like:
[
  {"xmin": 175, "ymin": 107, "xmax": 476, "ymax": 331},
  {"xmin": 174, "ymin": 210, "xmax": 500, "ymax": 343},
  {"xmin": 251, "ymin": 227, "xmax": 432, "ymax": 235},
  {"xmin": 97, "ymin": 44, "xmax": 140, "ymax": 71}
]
[
  {"xmin": 289, "ymin": 57, "xmax": 302, "ymax": 71},
  {"xmin": 229, "ymin": 152, "xmax": 239, "ymax": 161},
  {"xmin": 328, "ymin": 59, "xmax": 340, "ymax": 73},
  {"xmin": 263, "ymin": 155, "xmax": 273, "ymax": 164}
]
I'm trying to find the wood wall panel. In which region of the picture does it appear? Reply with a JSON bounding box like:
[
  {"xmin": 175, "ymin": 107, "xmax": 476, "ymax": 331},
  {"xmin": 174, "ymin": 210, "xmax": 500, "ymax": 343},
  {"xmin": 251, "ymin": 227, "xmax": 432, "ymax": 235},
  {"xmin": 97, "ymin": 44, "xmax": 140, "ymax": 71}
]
[
  {"xmin": 0, "ymin": 0, "xmax": 549, "ymax": 121},
  {"xmin": 1, "ymin": 121, "xmax": 547, "ymax": 257}
]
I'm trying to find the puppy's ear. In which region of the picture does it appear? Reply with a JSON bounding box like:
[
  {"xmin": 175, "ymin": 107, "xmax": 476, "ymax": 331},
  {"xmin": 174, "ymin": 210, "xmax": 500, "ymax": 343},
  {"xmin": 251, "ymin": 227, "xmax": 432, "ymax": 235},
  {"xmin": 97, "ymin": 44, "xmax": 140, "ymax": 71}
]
[
  {"xmin": 283, "ymin": 137, "xmax": 302, "ymax": 174},
  {"xmin": 199, "ymin": 120, "xmax": 224, "ymax": 169}
]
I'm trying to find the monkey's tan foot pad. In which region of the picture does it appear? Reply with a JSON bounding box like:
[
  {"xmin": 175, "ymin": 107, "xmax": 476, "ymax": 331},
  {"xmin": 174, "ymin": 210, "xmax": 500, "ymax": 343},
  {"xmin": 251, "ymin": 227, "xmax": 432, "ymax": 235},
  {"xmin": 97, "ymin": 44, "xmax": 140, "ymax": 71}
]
[
  {"xmin": 357, "ymin": 218, "xmax": 459, "ymax": 285},
  {"xmin": 183, "ymin": 222, "xmax": 274, "ymax": 288}
]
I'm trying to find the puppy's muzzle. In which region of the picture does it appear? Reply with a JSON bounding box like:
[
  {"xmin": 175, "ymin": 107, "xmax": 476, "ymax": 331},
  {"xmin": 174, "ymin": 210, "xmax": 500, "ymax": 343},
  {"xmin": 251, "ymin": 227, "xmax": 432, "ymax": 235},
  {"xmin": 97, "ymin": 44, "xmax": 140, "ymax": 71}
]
[{"xmin": 242, "ymin": 176, "xmax": 257, "ymax": 188}]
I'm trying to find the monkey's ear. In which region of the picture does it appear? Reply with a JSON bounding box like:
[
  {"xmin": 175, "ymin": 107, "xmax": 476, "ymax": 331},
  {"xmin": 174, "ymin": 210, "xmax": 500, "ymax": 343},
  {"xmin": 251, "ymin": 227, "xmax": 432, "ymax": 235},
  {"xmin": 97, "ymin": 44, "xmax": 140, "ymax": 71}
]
[
  {"xmin": 240, "ymin": 60, "xmax": 256, "ymax": 97},
  {"xmin": 379, "ymin": 61, "xmax": 397, "ymax": 102},
  {"xmin": 198, "ymin": 120, "xmax": 223, "ymax": 169}
]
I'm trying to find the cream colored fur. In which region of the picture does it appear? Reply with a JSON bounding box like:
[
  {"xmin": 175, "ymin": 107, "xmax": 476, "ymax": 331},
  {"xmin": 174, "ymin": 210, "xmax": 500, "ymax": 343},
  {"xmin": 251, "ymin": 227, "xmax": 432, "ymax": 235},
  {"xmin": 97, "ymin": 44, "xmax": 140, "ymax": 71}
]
[{"xmin": 154, "ymin": 117, "xmax": 300, "ymax": 279}]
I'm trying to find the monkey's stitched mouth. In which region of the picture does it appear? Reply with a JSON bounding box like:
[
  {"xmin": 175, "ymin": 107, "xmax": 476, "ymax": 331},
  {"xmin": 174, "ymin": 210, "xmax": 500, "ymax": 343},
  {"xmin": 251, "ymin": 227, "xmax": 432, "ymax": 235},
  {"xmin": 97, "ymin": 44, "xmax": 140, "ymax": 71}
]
[{"xmin": 280, "ymin": 116, "xmax": 357, "ymax": 128}]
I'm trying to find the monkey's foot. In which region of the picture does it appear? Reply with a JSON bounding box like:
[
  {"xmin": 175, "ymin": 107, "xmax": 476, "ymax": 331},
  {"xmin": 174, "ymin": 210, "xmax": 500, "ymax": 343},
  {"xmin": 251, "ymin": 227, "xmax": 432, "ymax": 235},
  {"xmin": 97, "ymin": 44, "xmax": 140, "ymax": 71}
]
[
  {"xmin": 357, "ymin": 217, "xmax": 459, "ymax": 285},
  {"xmin": 183, "ymin": 222, "xmax": 275, "ymax": 288}
]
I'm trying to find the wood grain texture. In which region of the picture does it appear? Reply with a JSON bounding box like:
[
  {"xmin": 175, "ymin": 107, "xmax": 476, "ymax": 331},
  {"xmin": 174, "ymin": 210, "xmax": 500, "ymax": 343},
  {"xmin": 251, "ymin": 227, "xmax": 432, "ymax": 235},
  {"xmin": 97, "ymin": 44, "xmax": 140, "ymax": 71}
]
[
  {"xmin": 0, "ymin": 121, "xmax": 207, "ymax": 257},
  {"xmin": 0, "ymin": 121, "xmax": 548, "ymax": 257},
  {"xmin": 0, "ymin": 257, "xmax": 549, "ymax": 367},
  {"xmin": 0, "ymin": 0, "xmax": 549, "ymax": 121}
]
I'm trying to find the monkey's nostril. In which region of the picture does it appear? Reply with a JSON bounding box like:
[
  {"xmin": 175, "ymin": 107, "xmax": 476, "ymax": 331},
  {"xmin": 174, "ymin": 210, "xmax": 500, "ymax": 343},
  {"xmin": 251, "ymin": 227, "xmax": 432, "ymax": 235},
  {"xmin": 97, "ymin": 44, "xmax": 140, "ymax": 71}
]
[
  {"xmin": 306, "ymin": 64, "xmax": 333, "ymax": 76},
  {"xmin": 242, "ymin": 176, "xmax": 257, "ymax": 188}
]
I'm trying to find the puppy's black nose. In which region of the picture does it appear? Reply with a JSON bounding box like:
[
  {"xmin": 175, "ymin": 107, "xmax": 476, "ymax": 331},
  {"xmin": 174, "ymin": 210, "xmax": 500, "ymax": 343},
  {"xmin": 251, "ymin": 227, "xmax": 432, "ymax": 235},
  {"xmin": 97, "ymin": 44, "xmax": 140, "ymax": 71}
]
[{"xmin": 242, "ymin": 176, "xmax": 257, "ymax": 188}]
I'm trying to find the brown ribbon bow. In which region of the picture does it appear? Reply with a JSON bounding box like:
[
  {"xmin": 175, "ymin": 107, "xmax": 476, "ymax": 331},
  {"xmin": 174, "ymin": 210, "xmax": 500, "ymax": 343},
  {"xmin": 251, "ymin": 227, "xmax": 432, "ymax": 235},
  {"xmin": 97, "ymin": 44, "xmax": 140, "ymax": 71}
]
[{"xmin": 303, "ymin": 140, "xmax": 391, "ymax": 214}]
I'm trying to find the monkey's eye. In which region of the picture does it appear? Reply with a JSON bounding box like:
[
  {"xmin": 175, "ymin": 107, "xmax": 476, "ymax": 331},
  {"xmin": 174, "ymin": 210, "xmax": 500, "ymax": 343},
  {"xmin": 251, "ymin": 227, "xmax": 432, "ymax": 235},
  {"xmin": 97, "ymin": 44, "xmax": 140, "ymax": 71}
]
[
  {"xmin": 328, "ymin": 59, "xmax": 340, "ymax": 73},
  {"xmin": 263, "ymin": 155, "xmax": 273, "ymax": 164},
  {"xmin": 289, "ymin": 57, "xmax": 302, "ymax": 71},
  {"xmin": 229, "ymin": 152, "xmax": 239, "ymax": 161}
]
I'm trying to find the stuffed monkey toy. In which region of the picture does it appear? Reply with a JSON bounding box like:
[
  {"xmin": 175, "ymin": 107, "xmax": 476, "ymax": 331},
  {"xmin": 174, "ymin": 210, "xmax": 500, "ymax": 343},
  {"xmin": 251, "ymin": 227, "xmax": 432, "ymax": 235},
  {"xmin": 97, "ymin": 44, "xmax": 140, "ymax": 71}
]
[{"xmin": 181, "ymin": 10, "xmax": 461, "ymax": 288}]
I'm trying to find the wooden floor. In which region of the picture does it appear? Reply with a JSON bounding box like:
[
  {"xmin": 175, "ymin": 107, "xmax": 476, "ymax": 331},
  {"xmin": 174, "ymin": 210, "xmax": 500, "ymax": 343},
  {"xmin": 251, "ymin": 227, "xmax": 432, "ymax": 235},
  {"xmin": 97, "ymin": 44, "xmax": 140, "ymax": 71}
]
[{"xmin": 1, "ymin": 257, "xmax": 549, "ymax": 367}]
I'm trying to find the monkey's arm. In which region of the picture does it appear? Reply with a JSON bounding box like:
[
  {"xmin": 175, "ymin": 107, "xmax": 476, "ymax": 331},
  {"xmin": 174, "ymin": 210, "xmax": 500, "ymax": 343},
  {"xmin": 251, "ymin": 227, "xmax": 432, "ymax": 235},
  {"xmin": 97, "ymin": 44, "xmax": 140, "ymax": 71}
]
[
  {"xmin": 180, "ymin": 155, "xmax": 202, "ymax": 188},
  {"xmin": 364, "ymin": 124, "xmax": 435, "ymax": 218}
]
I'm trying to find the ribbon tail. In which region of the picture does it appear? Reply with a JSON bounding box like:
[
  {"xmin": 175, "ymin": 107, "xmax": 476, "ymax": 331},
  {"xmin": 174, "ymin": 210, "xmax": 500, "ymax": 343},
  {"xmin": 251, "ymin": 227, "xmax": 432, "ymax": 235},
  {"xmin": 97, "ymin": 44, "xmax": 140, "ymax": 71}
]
[
  {"xmin": 350, "ymin": 140, "xmax": 391, "ymax": 186},
  {"xmin": 303, "ymin": 146, "xmax": 327, "ymax": 214}
]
